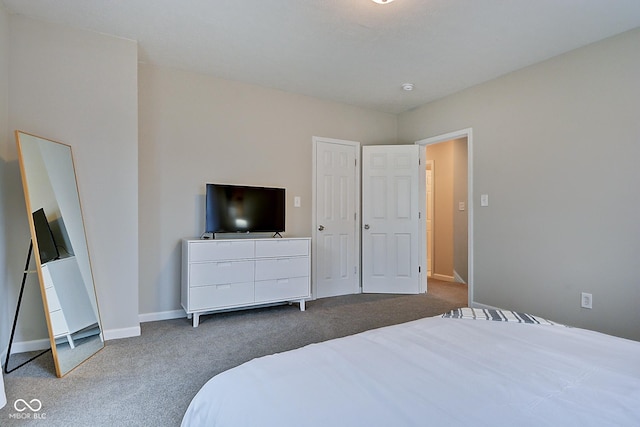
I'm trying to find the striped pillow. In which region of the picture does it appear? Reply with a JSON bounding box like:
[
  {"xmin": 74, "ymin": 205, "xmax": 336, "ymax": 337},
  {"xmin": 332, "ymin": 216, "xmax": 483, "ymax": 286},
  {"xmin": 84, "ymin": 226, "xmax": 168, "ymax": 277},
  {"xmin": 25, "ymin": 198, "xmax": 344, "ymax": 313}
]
[{"xmin": 442, "ymin": 307, "xmax": 561, "ymax": 326}]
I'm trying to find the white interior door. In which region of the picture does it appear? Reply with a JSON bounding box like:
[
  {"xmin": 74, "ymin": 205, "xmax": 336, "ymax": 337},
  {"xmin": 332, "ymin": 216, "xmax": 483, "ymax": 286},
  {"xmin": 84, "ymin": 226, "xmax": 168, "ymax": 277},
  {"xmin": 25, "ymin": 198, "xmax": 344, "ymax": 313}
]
[
  {"xmin": 362, "ymin": 145, "xmax": 421, "ymax": 294},
  {"xmin": 313, "ymin": 137, "xmax": 360, "ymax": 298}
]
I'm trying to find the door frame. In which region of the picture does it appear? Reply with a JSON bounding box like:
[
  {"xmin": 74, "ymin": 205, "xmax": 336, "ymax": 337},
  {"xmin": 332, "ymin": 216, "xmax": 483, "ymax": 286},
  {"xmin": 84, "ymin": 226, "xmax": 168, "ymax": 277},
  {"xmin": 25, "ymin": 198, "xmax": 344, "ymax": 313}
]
[
  {"xmin": 416, "ymin": 128, "xmax": 473, "ymax": 304},
  {"xmin": 311, "ymin": 136, "xmax": 361, "ymax": 299}
]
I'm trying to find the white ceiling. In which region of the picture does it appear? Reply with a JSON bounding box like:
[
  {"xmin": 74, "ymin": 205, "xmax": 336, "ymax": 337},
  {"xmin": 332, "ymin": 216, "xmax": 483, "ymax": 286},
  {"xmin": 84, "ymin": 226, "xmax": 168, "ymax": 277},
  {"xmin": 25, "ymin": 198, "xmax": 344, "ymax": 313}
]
[{"xmin": 3, "ymin": 0, "xmax": 640, "ymax": 114}]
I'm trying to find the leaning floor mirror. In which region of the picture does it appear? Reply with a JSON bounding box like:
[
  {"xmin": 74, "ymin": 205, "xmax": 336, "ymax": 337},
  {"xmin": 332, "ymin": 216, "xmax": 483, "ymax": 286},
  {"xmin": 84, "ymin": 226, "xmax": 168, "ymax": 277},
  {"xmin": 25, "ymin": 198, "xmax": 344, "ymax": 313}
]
[{"xmin": 15, "ymin": 131, "xmax": 104, "ymax": 377}]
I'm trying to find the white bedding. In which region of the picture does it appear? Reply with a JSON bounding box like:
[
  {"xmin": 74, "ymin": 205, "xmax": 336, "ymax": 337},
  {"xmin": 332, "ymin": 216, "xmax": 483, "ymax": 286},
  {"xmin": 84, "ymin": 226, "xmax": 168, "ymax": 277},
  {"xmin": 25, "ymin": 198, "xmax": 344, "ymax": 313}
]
[{"xmin": 182, "ymin": 313, "xmax": 640, "ymax": 427}]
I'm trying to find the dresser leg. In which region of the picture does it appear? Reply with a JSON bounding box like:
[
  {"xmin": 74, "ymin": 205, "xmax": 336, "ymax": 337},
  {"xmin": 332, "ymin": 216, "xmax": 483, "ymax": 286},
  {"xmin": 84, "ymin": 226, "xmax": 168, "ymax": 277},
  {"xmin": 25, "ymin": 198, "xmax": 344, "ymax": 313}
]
[
  {"xmin": 66, "ymin": 334, "xmax": 75, "ymax": 349},
  {"xmin": 299, "ymin": 300, "xmax": 305, "ymax": 312},
  {"xmin": 193, "ymin": 313, "xmax": 200, "ymax": 327}
]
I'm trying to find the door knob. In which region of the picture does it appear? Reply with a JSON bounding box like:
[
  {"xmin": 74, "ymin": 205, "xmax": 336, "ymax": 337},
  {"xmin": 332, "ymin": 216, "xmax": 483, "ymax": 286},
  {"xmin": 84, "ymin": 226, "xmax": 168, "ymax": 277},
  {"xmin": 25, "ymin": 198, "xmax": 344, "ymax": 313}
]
[
  {"xmin": 364, "ymin": 224, "xmax": 370, "ymax": 230},
  {"xmin": 318, "ymin": 225, "xmax": 325, "ymax": 231}
]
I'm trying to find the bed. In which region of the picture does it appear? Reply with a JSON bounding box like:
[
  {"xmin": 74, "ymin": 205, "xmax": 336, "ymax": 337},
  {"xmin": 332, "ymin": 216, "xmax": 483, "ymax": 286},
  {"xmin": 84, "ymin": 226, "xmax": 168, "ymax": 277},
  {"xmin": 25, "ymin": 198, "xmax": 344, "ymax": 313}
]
[{"xmin": 182, "ymin": 308, "xmax": 640, "ymax": 426}]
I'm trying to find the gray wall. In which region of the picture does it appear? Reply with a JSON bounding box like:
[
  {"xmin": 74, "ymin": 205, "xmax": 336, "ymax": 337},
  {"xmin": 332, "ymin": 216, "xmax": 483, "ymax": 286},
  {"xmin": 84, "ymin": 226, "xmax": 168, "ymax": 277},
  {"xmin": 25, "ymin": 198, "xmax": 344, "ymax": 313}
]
[
  {"xmin": 1, "ymin": 12, "xmax": 638, "ymax": 349},
  {"xmin": 138, "ymin": 64, "xmax": 398, "ymax": 316},
  {"xmin": 399, "ymin": 28, "xmax": 640, "ymax": 340},
  {"xmin": 2, "ymin": 15, "xmax": 140, "ymax": 345},
  {"xmin": 0, "ymin": 4, "xmax": 9, "ymax": 359}
]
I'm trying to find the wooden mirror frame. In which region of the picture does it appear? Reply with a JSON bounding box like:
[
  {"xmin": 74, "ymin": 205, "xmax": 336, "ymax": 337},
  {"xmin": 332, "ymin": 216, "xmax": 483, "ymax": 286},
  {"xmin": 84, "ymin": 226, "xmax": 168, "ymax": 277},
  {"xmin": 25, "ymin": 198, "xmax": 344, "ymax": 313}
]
[{"xmin": 15, "ymin": 131, "xmax": 104, "ymax": 377}]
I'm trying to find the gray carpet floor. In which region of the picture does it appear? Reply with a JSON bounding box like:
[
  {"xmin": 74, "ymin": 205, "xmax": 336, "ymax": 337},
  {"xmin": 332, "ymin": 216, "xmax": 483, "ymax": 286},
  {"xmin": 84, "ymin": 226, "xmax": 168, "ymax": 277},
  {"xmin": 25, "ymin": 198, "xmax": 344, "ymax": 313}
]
[{"xmin": 1, "ymin": 280, "xmax": 467, "ymax": 426}]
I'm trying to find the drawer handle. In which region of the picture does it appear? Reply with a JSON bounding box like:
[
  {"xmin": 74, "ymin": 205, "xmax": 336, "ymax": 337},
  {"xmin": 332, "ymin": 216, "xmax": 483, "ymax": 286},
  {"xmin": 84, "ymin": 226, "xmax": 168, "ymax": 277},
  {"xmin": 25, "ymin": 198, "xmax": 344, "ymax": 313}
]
[
  {"xmin": 217, "ymin": 262, "xmax": 232, "ymax": 267},
  {"xmin": 216, "ymin": 284, "xmax": 231, "ymax": 290},
  {"xmin": 277, "ymin": 279, "xmax": 290, "ymax": 284}
]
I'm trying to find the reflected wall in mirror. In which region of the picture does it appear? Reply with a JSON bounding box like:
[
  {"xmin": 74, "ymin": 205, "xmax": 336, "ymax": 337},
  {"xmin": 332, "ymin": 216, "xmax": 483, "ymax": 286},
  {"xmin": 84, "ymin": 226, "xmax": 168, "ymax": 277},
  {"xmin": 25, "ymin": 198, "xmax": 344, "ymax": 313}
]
[{"xmin": 15, "ymin": 131, "xmax": 103, "ymax": 377}]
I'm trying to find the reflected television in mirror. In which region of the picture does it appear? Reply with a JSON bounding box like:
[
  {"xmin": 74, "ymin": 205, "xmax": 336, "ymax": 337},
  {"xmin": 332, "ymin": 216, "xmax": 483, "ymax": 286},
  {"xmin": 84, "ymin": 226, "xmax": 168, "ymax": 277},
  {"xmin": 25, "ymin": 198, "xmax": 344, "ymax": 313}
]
[{"xmin": 32, "ymin": 208, "xmax": 60, "ymax": 264}]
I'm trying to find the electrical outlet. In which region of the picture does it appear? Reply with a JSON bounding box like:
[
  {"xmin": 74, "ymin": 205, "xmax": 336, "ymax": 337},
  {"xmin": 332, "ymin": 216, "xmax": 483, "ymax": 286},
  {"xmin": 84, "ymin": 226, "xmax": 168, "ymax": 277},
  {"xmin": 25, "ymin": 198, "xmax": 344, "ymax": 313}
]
[{"xmin": 581, "ymin": 292, "xmax": 593, "ymax": 309}]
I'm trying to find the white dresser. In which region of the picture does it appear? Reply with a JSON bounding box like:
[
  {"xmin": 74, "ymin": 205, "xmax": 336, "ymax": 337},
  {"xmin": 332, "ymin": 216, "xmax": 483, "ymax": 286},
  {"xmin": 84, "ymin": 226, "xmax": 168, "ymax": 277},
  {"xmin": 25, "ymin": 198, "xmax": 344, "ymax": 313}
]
[
  {"xmin": 39, "ymin": 256, "xmax": 100, "ymax": 347},
  {"xmin": 40, "ymin": 257, "xmax": 79, "ymax": 348},
  {"xmin": 181, "ymin": 237, "xmax": 311, "ymax": 327}
]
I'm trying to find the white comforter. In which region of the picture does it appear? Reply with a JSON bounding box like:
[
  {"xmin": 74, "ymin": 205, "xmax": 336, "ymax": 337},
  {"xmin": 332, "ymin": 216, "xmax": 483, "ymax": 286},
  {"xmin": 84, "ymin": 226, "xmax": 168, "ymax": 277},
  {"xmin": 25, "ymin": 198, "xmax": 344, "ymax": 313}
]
[{"xmin": 182, "ymin": 315, "xmax": 640, "ymax": 426}]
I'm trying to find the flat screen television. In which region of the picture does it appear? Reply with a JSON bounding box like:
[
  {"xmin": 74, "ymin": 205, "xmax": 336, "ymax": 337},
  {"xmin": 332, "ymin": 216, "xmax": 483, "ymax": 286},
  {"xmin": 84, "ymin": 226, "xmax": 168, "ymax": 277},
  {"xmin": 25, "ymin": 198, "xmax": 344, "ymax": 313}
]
[
  {"xmin": 206, "ymin": 183, "xmax": 285, "ymax": 234},
  {"xmin": 32, "ymin": 208, "xmax": 60, "ymax": 264}
]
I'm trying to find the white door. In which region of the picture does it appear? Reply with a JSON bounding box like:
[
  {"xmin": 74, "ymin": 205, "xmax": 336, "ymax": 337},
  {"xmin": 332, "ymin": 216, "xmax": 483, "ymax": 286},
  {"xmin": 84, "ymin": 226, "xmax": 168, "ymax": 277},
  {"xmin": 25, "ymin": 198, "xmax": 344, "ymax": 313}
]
[
  {"xmin": 362, "ymin": 145, "xmax": 421, "ymax": 294},
  {"xmin": 313, "ymin": 137, "xmax": 360, "ymax": 298}
]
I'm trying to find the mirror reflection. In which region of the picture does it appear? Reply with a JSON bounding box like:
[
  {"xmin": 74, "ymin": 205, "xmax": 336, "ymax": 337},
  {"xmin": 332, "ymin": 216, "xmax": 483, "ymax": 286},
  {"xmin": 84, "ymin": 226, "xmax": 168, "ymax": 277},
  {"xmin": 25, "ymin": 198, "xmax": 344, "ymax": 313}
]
[{"xmin": 16, "ymin": 131, "xmax": 103, "ymax": 377}]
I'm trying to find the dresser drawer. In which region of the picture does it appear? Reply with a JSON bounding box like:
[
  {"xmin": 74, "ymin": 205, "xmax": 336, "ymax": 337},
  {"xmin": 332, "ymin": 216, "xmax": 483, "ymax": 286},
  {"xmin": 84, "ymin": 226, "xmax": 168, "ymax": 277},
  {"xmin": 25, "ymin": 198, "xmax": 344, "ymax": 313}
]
[
  {"xmin": 255, "ymin": 256, "xmax": 309, "ymax": 281},
  {"xmin": 189, "ymin": 282, "xmax": 254, "ymax": 310},
  {"xmin": 190, "ymin": 260, "xmax": 254, "ymax": 287},
  {"xmin": 41, "ymin": 265, "xmax": 54, "ymax": 288},
  {"xmin": 45, "ymin": 286, "xmax": 63, "ymax": 311},
  {"xmin": 255, "ymin": 239, "xmax": 309, "ymax": 258},
  {"xmin": 189, "ymin": 240, "xmax": 254, "ymax": 262},
  {"xmin": 49, "ymin": 309, "xmax": 70, "ymax": 337},
  {"xmin": 255, "ymin": 277, "xmax": 309, "ymax": 302}
]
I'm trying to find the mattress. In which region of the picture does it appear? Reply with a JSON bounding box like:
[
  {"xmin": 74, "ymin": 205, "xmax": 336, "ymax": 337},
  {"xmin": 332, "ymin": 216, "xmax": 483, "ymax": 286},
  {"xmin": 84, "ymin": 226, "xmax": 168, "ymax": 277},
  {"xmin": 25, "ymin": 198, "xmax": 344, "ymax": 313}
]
[{"xmin": 182, "ymin": 310, "xmax": 640, "ymax": 426}]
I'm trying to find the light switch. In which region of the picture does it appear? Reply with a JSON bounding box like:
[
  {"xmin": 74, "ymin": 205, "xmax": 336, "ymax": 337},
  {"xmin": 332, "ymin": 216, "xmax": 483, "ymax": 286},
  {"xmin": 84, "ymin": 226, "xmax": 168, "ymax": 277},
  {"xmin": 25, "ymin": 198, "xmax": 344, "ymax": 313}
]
[
  {"xmin": 458, "ymin": 202, "xmax": 465, "ymax": 211},
  {"xmin": 480, "ymin": 194, "xmax": 489, "ymax": 207},
  {"xmin": 294, "ymin": 196, "xmax": 301, "ymax": 207}
]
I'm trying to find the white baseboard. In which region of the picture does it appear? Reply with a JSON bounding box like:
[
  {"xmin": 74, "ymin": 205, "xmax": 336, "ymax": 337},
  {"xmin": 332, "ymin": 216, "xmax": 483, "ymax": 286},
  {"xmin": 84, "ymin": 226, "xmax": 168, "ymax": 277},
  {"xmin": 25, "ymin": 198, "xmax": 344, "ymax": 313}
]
[
  {"xmin": 3, "ymin": 326, "xmax": 140, "ymax": 357},
  {"xmin": 138, "ymin": 309, "xmax": 185, "ymax": 323},
  {"xmin": 453, "ymin": 270, "xmax": 467, "ymax": 284},
  {"xmin": 1, "ymin": 346, "xmax": 6, "ymax": 367},
  {"xmin": 103, "ymin": 326, "xmax": 140, "ymax": 341},
  {"xmin": 5, "ymin": 337, "xmax": 50, "ymax": 354},
  {"xmin": 4, "ymin": 312, "xmax": 183, "ymax": 355},
  {"xmin": 432, "ymin": 273, "xmax": 455, "ymax": 282}
]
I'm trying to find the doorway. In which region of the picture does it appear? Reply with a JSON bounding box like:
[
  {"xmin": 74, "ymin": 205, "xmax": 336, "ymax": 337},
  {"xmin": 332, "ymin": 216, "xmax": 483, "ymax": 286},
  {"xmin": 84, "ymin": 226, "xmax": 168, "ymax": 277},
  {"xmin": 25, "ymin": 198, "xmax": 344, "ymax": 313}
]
[
  {"xmin": 425, "ymin": 160, "xmax": 434, "ymax": 278},
  {"xmin": 417, "ymin": 128, "xmax": 473, "ymax": 304}
]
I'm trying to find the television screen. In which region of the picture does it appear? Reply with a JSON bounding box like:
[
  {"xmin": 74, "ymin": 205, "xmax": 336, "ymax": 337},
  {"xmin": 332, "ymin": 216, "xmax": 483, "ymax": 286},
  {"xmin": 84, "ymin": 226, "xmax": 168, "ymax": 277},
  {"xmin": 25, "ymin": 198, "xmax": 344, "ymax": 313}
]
[
  {"xmin": 32, "ymin": 208, "xmax": 60, "ymax": 263},
  {"xmin": 206, "ymin": 184, "xmax": 285, "ymax": 234}
]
